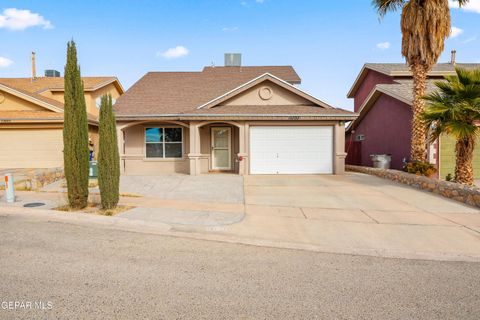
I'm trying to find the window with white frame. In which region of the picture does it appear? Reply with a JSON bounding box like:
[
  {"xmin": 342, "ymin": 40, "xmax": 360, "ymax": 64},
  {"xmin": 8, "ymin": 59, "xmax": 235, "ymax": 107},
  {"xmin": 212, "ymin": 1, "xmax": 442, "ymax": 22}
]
[{"xmin": 145, "ymin": 127, "xmax": 183, "ymax": 158}]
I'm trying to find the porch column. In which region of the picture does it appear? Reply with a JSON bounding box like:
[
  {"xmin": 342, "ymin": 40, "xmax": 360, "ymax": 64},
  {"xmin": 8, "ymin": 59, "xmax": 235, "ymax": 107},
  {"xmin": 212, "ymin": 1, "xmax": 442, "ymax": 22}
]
[
  {"xmin": 334, "ymin": 121, "xmax": 346, "ymax": 175},
  {"xmin": 188, "ymin": 121, "xmax": 202, "ymax": 175},
  {"xmin": 116, "ymin": 125, "xmax": 125, "ymax": 174},
  {"xmin": 237, "ymin": 123, "xmax": 248, "ymax": 175}
]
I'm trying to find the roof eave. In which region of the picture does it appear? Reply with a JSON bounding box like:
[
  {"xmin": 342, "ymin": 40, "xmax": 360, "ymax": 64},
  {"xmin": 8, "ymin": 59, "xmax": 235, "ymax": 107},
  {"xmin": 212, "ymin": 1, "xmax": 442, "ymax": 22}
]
[
  {"xmin": 346, "ymin": 85, "xmax": 413, "ymax": 133},
  {"xmin": 115, "ymin": 113, "xmax": 358, "ymax": 121}
]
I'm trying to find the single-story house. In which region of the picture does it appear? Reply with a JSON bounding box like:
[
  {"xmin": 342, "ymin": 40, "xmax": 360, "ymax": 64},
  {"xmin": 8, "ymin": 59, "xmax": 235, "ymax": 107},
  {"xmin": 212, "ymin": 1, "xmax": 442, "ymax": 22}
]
[
  {"xmin": 114, "ymin": 60, "xmax": 356, "ymax": 175},
  {"xmin": 0, "ymin": 72, "xmax": 124, "ymax": 168},
  {"xmin": 345, "ymin": 59, "xmax": 480, "ymax": 179}
]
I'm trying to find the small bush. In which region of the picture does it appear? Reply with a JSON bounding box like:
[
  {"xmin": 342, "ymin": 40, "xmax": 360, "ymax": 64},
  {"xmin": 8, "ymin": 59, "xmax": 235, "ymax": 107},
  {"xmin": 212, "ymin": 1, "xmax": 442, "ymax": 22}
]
[
  {"xmin": 446, "ymin": 173, "xmax": 453, "ymax": 181},
  {"xmin": 403, "ymin": 161, "xmax": 437, "ymax": 177}
]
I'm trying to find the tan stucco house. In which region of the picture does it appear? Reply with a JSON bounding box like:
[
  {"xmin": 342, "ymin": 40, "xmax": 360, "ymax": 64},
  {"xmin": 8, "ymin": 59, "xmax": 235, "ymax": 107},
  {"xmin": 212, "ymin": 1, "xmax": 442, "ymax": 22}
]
[
  {"xmin": 115, "ymin": 63, "xmax": 356, "ymax": 175},
  {"xmin": 0, "ymin": 75, "xmax": 124, "ymax": 168}
]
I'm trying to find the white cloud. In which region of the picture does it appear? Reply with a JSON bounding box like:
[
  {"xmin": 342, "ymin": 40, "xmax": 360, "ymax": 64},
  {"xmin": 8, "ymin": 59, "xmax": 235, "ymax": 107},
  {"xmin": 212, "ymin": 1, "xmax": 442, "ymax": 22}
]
[
  {"xmin": 157, "ymin": 46, "xmax": 189, "ymax": 59},
  {"xmin": 450, "ymin": 26, "xmax": 464, "ymax": 38},
  {"xmin": 449, "ymin": 0, "xmax": 480, "ymax": 13},
  {"xmin": 0, "ymin": 8, "xmax": 52, "ymax": 31},
  {"xmin": 462, "ymin": 36, "xmax": 477, "ymax": 43},
  {"xmin": 0, "ymin": 56, "xmax": 14, "ymax": 68},
  {"xmin": 222, "ymin": 26, "xmax": 239, "ymax": 32},
  {"xmin": 376, "ymin": 42, "xmax": 391, "ymax": 50}
]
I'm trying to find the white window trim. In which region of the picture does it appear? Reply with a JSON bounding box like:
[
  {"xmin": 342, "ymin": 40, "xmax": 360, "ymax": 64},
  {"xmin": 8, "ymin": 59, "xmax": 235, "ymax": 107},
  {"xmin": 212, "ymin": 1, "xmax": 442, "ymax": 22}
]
[{"xmin": 144, "ymin": 126, "xmax": 184, "ymax": 160}]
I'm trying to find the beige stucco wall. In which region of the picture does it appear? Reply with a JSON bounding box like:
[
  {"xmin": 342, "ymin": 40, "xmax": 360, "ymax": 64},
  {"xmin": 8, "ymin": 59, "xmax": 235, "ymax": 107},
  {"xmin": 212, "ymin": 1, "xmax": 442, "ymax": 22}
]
[
  {"xmin": 222, "ymin": 81, "xmax": 311, "ymax": 106},
  {"xmin": 198, "ymin": 124, "xmax": 240, "ymax": 173},
  {"xmin": 121, "ymin": 122, "xmax": 190, "ymax": 175},
  {"xmin": 0, "ymin": 127, "xmax": 64, "ymax": 168},
  {"xmin": 87, "ymin": 83, "xmax": 122, "ymax": 117},
  {"xmin": 41, "ymin": 91, "xmax": 65, "ymax": 105},
  {"xmin": 0, "ymin": 89, "xmax": 48, "ymax": 111},
  {"xmin": 119, "ymin": 120, "xmax": 346, "ymax": 176},
  {"xmin": 40, "ymin": 82, "xmax": 122, "ymax": 117}
]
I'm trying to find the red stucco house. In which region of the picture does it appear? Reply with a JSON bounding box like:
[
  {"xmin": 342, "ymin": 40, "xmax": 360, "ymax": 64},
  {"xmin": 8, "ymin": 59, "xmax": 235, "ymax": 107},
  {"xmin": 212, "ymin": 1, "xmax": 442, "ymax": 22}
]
[{"xmin": 345, "ymin": 60, "xmax": 480, "ymax": 178}]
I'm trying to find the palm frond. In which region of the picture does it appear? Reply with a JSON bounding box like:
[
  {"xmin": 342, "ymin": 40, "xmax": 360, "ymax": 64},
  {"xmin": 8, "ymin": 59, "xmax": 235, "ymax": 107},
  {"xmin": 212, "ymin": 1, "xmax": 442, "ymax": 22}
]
[
  {"xmin": 422, "ymin": 67, "xmax": 480, "ymax": 142},
  {"xmin": 454, "ymin": 0, "xmax": 471, "ymax": 7},
  {"xmin": 372, "ymin": 0, "xmax": 405, "ymax": 16}
]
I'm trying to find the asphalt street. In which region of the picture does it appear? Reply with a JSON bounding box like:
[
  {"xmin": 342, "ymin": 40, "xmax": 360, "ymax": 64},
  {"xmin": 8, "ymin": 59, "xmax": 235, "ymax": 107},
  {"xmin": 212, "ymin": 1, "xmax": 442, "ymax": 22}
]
[{"xmin": 1, "ymin": 214, "xmax": 479, "ymax": 319}]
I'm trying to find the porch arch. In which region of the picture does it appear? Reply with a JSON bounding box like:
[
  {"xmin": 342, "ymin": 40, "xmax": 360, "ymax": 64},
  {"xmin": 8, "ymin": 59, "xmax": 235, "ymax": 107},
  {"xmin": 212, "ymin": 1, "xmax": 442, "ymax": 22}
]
[
  {"xmin": 119, "ymin": 120, "xmax": 189, "ymax": 131},
  {"xmin": 197, "ymin": 120, "xmax": 242, "ymax": 129}
]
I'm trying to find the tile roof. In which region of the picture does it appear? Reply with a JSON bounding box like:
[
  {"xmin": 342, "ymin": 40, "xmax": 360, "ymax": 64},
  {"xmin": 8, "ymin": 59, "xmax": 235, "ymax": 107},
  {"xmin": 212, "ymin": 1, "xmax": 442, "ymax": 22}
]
[{"xmin": 114, "ymin": 66, "xmax": 354, "ymax": 118}]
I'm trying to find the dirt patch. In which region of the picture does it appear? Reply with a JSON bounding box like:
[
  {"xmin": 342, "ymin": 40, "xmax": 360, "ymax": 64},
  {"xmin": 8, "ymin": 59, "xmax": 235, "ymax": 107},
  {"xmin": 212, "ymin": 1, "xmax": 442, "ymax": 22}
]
[{"xmin": 54, "ymin": 202, "xmax": 133, "ymax": 216}]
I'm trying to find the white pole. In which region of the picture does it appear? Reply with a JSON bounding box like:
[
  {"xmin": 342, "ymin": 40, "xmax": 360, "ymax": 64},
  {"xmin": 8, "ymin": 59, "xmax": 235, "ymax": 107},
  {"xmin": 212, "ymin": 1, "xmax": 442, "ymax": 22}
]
[{"xmin": 4, "ymin": 173, "xmax": 15, "ymax": 203}]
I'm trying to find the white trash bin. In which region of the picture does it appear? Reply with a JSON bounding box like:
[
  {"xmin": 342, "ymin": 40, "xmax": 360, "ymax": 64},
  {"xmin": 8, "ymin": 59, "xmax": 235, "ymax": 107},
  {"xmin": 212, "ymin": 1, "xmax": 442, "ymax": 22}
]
[
  {"xmin": 4, "ymin": 173, "xmax": 15, "ymax": 203},
  {"xmin": 370, "ymin": 154, "xmax": 392, "ymax": 169}
]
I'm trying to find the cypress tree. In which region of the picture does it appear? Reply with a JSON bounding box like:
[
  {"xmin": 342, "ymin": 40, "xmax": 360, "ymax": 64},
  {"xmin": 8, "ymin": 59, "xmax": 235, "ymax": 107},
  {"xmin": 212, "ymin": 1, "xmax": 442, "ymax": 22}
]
[
  {"xmin": 98, "ymin": 94, "xmax": 120, "ymax": 209},
  {"xmin": 63, "ymin": 40, "xmax": 89, "ymax": 209}
]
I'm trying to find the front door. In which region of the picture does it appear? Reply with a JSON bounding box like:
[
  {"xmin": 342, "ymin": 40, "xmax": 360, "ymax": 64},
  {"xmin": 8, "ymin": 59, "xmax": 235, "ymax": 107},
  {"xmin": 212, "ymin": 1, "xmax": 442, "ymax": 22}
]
[{"xmin": 211, "ymin": 127, "xmax": 232, "ymax": 170}]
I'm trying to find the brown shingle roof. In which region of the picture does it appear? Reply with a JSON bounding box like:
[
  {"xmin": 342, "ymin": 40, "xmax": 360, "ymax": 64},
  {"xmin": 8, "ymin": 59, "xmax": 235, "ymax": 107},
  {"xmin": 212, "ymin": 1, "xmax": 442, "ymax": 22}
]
[
  {"xmin": 364, "ymin": 63, "xmax": 480, "ymax": 76},
  {"xmin": 114, "ymin": 66, "xmax": 356, "ymax": 118},
  {"xmin": 0, "ymin": 82, "xmax": 65, "ymax": 110},
  {"xmin": 0, "ymin": 77, "xmax": 119, "ymax": 93},
  {"xmin": 376, "ymin": 79, "xmax": 440, "ymax": 105},
  {"xmin": 201, "ymin": 66, "xmax": 301, "ymax": 84},
  {"xmin": 348, "ymin": 62, "xmax": 480, "ymax": 98},
  {"xmin": 0, "ymin": 110, "xmax": 63, "ymax": 121},
  {"xmin": 192, "ymin": 105, "xmax": 354, "ymax": 115}
]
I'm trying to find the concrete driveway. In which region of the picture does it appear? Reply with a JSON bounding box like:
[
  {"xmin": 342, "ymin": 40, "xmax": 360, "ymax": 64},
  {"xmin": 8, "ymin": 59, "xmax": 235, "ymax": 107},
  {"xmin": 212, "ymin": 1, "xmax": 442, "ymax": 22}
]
[
  {"xmin": 215, "ymin": 173, "xmax": 480, "ymax": 261},
  {"xmin": 19, "ymin": 172, "xmax": 480, "ymax": 260}
]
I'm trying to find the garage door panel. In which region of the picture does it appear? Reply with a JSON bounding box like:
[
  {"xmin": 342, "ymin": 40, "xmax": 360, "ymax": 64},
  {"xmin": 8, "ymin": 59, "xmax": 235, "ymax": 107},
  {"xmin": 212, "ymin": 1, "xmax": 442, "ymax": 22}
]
[
  {"xmin": 250, "ymin": 126, "xmax": 333, "ymax": 174},
  {"xmin": 0, "ymin": 129, "xmax": 63, "ymax": 168}
]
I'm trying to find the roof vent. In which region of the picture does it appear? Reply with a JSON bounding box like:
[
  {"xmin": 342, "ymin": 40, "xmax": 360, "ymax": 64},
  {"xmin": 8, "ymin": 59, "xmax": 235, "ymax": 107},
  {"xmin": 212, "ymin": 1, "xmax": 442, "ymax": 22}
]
[
  {"xmin": 45, "ymin": 69, "xmax": 61, "ymax": 77},
  {"xmin": 224, "ymin": 53, "xmax": 241, "ymax": 67},
  {"xmin": 451, "ymin": 50, "xmax": 457, "ymax": 65}
]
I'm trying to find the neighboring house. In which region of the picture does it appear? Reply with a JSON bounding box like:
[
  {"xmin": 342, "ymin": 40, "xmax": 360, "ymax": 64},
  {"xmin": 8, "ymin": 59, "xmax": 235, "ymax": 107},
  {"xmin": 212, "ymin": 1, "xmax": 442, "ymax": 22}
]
[
  {"xmin": 345, "ymin": 59, "xmax": 480, "ymax": 179},
  {"xmin": 0, "ymin": 72, "xmax": 124, "ymax": 168},
  {"xmin": 114, "ymin": 58, "xmax": 356, "ymax": 176}
]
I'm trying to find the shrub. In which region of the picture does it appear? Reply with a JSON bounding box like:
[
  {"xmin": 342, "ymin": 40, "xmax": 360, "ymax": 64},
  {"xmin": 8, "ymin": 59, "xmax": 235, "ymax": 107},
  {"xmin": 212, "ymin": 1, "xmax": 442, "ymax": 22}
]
[
  {"xmin": 403, "ymin": 161, "xmax": 437, "ymax": 177},
  {"xmin": 98, "ymin": 94, "xmax": 120, "ymax": 210},
  {"xmin": 63, "ymin": 40, "xmax": 89, "ymax": 209}
]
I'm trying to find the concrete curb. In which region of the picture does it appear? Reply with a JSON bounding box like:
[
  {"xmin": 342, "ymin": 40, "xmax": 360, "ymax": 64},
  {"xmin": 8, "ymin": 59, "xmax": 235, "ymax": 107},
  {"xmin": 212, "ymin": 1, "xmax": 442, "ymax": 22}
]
[{"xmin": 1, "ymin": 206, "xmax": 480, "ymax": 263}]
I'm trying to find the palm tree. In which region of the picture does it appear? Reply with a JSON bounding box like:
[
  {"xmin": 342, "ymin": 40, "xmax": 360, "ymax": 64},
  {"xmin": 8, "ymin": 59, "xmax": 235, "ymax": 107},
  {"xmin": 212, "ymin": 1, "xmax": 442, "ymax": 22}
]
[
  {"xmin": 373, "ymin": 0, "xmax": 470, "ymax": 163},
  {"xmin": 422, "ymin": 68, "xmax": 480, "ymax": 185}
]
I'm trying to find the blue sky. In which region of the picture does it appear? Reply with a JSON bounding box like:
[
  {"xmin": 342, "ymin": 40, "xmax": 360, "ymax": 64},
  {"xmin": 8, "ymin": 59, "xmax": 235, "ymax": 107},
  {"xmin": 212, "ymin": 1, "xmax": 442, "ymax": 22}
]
[{"xmin": 0, "ymin": 0, "xmax": 479, "ymax": 110}]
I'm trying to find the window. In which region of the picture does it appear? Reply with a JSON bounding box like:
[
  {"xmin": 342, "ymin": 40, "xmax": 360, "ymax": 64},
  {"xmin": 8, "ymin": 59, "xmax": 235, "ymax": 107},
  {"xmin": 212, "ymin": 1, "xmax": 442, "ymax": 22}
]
[
  {"xmin": 145, "ymin": 127, "xmax": 183, "ymax": 158},
  {"xmin": 95, "ymin": 97, "xmax": 117, "ymax": 109}
]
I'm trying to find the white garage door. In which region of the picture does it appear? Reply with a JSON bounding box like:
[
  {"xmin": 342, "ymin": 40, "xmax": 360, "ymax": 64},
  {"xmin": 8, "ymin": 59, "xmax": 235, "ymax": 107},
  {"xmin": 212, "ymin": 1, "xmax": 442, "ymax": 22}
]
[{"xmin": 250, "ymin": 126, "xmax": 333, "ymax": 174}]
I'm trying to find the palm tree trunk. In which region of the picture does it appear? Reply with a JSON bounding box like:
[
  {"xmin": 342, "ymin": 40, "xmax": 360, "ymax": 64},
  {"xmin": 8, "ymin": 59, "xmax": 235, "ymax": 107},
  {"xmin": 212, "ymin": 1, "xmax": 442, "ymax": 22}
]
[
  {"xmin": 454, "ymin": 137, "xmax": 475, "ymax": 185},
  {"xmin": 410, "ymin": 62, "xmax": 428, "ymax": 162}
]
